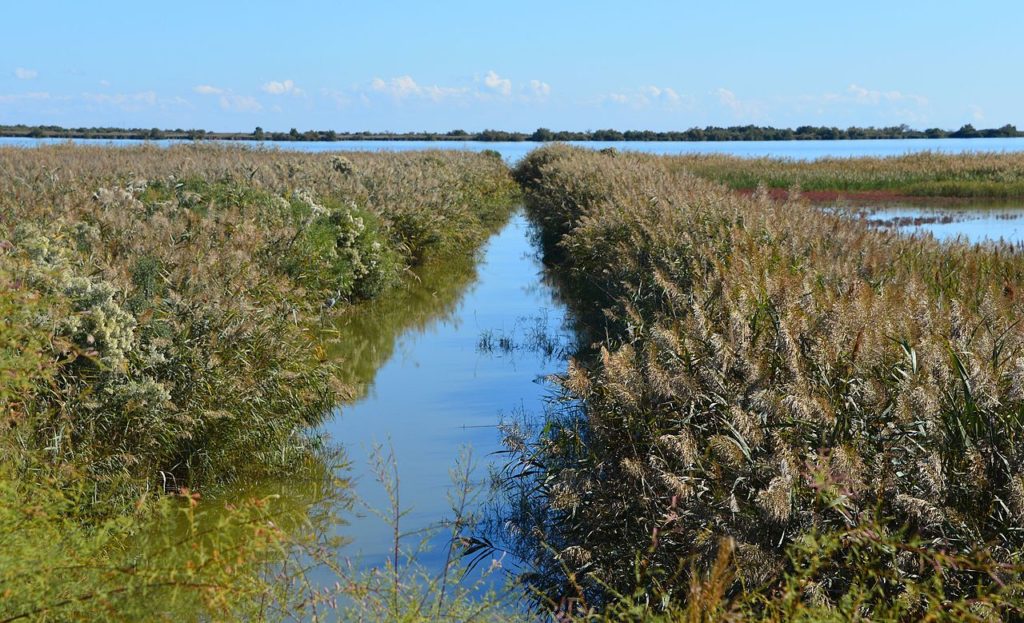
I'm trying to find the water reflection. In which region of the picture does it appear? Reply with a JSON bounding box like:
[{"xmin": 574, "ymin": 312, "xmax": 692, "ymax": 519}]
[
  {"xmin": 326, "ymin": 250, "xmax": 481, "ymax": 401},
  {"xmin": 135, "ymin": 212, "xmax": 563, "ymax": 611},
  {"xmin": 132, "ymin": 448, "xmax": 352, "ymax": 618},
  {"xmin": 323, "ymin": 212, "xmax": 571, "ymax": 578}
]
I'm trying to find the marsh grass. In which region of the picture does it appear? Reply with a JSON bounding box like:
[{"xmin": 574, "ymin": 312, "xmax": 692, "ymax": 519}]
[
  {"xmin": 0, "ymin": 143, "xmax": 516, "ymax": 505},
  {"xmin": 0, "ymin": 144, "xmax": 518, "ymax": 619},
  {"xmin": 667, "ymin": 151, "xmax": 1024, "ymax": 198},
  {"xmin": 505, "ymin": 145, "xmax": 1024, "ymax": 618}
]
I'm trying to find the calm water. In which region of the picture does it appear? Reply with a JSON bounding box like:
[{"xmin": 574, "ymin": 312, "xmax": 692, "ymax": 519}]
[
  {"xmin": 324, "ymin": 213, "xmax": 570, "ymax": 571},
  {"xmin": 5, "ymin": 136, "xmax": 1024, "ymax": 163},
  {"xmin": 847, "ymin": 203, "xmax": 1024, "ymax": 244},
  {"xmin": 157, "ymin": 212, "xmax": 569, "ymax": 599}
]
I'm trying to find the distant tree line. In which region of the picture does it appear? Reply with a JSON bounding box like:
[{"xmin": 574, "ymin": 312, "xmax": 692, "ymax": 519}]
[{"xmin": 1, "ymin": 123, "xmax": 1021, "ymax": 143}]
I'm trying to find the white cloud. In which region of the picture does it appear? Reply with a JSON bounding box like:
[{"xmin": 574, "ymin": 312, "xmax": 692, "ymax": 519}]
[
  {"xmin": 602, "ymin": 85, "xmax": 690, "ymax": 109},
  {"xmin": 0, "ymin": 91, "xmax": 53, "ymax": 104},
  {"xmin": 847, "ymin": 83, "xmax": 927, "ymax": 107},
  {"xmin": 321, "ymin": 87, "xmax": 351, "ymax": 108},
  {"xmin": 715, "ymin": 87, "xmax": 763, "ymax": 119},
  {"xmin": 0, "ymin": 90, "xmax": 189, "ymax": 112},
  {"xmin": 14, "ymin": 68, "xmax": 37, "ymax": 80},
  {"xmin": 641, "ymin": 85, "xmax": 681, "ymax": 104},
  {"xmin": 82, "ymin": 91, "xmax": 158, "ymax": 110},
  {"xmin": 194, "ymin": 84, "xmax": 264, "ymax": 112},
  {"xmin": 483, "ymin": 70, "xmax": 512, "ymax": 96},
  {"xmin": 99, "ymin": 79, "xmax": 111, "ymax": 88},
  {"xmin": 970, "ymin": 104, "xmax": 985, "ymax": 122},
  {"xmin": 371, "ymin": 75, "xmax": 419, "ymax": 98},
  {"xmin": 369, "ymin": 75, "xmax": 468, "ymax": 102},
  {"xmin": 262, "ymin": 79, "xmax": 302, "ymax": 96},
  {"xmin": 194, "ymin": 84, "xmax": 265, "ymax": 111},
  {"xmin": 219, "ymin": 94, "xmax": 262, "ymax": 112},
  {"xmin": 785, "ymin": 84, "xmax": 931, "ymax": 123},
  {"xmin": 78, "ymin": 91, "xmax": 192, "ymax": 112},
  {"xmin": 716, "ymin": 88, "xmax": 741, "ymax": 111},
  {"xmin": 362, "ymin": 72, "xmax": 548, "ymax": 105}
]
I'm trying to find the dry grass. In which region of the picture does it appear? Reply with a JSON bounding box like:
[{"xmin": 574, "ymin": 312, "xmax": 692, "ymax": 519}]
[
  {"xmin": 505, "ymin": 145, "xmax": 1024, "ymax": 618},
  {"xmin": 668, "ymin": 150, "xmax": 1024, "ymax": 197}
]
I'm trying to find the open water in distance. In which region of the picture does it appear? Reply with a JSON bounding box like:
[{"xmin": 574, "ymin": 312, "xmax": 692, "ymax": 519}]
[
  {"xmin": 858, "ymin": 203, "xmax": 1024, "ymax": 244},
  {"xmin": 5, "ymin": 136, "xmax": 1024, "ymax": 163}
]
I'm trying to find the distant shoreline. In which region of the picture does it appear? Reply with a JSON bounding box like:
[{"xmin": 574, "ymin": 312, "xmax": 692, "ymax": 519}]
[{"xmin": 1, "ymin": 123, "xmax": 1021, "ymax": 143}]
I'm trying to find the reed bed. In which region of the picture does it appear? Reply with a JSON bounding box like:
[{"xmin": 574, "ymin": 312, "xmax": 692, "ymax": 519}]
[
  {"xmin": 0, "ymin": 144, "xmax": 517, "ymax": 619},
  {"xmin": 670, "ymin": 150, "xmax": 1024, "ymax": 197},
  {"xmin": 505, "ymin": 145, "xmax": 1024, "ymax": 619},
  {"xmin": 0, "ymin": 143, "xmax": 515, "ymax": 503}
]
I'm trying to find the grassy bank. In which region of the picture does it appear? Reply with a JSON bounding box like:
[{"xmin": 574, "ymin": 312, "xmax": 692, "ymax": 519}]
[
  {"xmin": 0, "ymin": 144, "xmax": 517, "ymax": 619},
  {"xmin": 507, "ymin": 145, "xmax": 1024, "ymax": 619},
  {"xmin": 670, "ymin": 151, "xmax": 1024, "ymax": 198}
]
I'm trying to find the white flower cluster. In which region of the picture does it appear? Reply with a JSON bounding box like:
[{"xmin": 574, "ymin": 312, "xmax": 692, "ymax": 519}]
[
  {"xmin": 13, "ymin": 224, "xmax": 161, "ymax": 385},
  {"xmin": 291, "ymin": 188, "xmax": 328, "ymax": 218}
]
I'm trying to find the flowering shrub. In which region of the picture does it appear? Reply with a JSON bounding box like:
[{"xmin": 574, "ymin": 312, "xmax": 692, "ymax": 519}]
[{"xmin": 286, "ymin": 193, "xmax": 398, "ymax": 300}]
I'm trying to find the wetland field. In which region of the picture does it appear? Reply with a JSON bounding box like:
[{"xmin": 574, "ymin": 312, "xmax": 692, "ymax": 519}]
[{"xmin": 4, "ymin": 143, "xmax": 1024, "ymax": 621}]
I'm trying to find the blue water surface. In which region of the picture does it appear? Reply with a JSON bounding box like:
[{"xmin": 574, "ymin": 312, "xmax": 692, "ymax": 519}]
[{"xmin": 5, "ymin": 136, "xmax": 1024, "ymax": 163}]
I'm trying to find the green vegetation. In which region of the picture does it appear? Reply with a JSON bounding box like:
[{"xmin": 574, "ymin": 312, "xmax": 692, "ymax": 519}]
[
  {"xmin": 671, "ymin": 151, "xmax": 1024, "ymax": 198},
  {"xmin": 3, "ymin": 122, "xmax": 1023, "ymax": 143},
  {"xmin": 502, "ymin": 145, "xmax": 1024, "ymax": 619},
  {"xmin": 0, "ymin": 144, "xmax": 517, "ymax": 620}
]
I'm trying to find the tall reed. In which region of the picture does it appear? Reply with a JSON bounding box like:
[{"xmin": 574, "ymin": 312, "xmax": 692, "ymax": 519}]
[
  {"xmin": 0, "ymin": 144, "xmax": 516, "ymax": 506},
  {"xmin": 0, "ymin": 144, "xmax": 518, "ymax": 620},
  {"xmin": 670, "ymin": 150, "xmax": 1024, "ymax": 197},
  {"xmin": 505, "ymin": 145, "xmax": 1024, "ymax": 618}
]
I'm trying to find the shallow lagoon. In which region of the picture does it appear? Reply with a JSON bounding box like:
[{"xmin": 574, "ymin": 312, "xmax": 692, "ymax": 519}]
[{"xmin": 845, "ymin": 202, "xmax": 1024, "ymax": 244}]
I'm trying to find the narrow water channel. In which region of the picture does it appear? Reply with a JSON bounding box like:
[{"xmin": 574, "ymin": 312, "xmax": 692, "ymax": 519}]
[
  {"xmin": 323, "ymin": 210, "xmax": 571, "ymax": 574},
  {"xmin": 144, "ymin": 210, "xmax": 570, "ymax": 611}
]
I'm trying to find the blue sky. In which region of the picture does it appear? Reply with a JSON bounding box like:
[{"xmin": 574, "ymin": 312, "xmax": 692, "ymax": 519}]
[{"xmin": 2, "ymin": 1, "xmax": 1021, "ymax": 132}]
